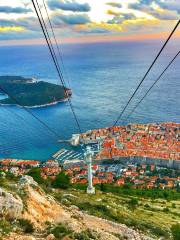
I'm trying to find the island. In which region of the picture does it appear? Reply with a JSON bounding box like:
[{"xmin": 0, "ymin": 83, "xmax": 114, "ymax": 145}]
[{"xmin": 0, "ymin": 76, "xmax": 71, "ymax": 107}]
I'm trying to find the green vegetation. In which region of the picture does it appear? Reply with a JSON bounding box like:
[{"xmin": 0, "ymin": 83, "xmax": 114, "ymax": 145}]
[
  {"xmin": 0, "ymin": 76, "xmax": 69, "ymax": 107},
  {"xmin": 1, "ymin": 170, "xmax": 179, "ymax": 239},
  {"xmin": 52, "ymin": 171, "xmax": 71, "ymax": 189},
  {"xmin": 49, "ymin": 223, "xmax": 73, "ymax": 239},
  {"xmin": 27, "ymin": 169, "xmax": 71, "ymax": 190},
  {"xmin": 150, "ymin": 168, "xmax": 180, "ymax": 178},
  {"xmin": 171, "ymin": 224, "xmax": 180, "ymax": 240},
  {"xmin": 53, "ymin": 187, "xmax": 180, "ymax": 239},
  {"xmin": 74, "ymin": 229, "xmax": 100, "ymax": 240},
  {"xmin": 18, "ymin": 219, "xmax": 34, "ymax": 233},
  {"xmin": 0, "ymin": 219, "xmax": 34, "ymax": 238},
  {"xmin": 0, "ymin": 220, "xmax": 12, "ymax": 238},
  {"xmin": 128, "ymin": 198, "xmax": 139, "ymax": 210},
  {"xmin": 73, "ymin": 182, "xmax": 180, "ymax": 201},
  {"xmin": 0, "ymin": 171, "xmax": 20, "ymax": 193},
  {"xmin": 0, "ymin": 170, "xmax": 19, "ymax": 182},
  {"xmin": 48, "ymin": 223, "xmax": 99, "ymax": 240},
  {"xmin": 95, "ymin": 183, "xmax": 180, "ymax": 200},
  {"xmin": 27, "ymin": 168, "xmax": 44, "ymax": 184}
]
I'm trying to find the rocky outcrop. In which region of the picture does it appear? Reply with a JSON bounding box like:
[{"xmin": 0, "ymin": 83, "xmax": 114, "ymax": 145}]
[
  {"xmin": 20, "ymin": 181, "xmax": 152, "ymax": 239},
  {"xmin": 19, "ymin": 176, "xmax": 38, "ymax": 187},
  {"xmin": 22, "ymin": 184, "xmax": 72, "ymax": 231},
  {"xmin": 3, "ymin": 176, "xmax": 153, "ymax": 240},
  {"xmin": 0, "ymin": 187, "xmax": 23, "ymax": 219}
]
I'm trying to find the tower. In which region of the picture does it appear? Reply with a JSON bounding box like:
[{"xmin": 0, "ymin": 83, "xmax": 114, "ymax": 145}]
[{"xmin": 84, "ymin": 145, "xmax": 95, "ymax": 194}]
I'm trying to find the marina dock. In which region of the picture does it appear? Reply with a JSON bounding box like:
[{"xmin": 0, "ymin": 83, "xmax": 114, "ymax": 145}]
[{"xmin": 52, "ymin": 148, "xmax": 84, "ymax": 162}]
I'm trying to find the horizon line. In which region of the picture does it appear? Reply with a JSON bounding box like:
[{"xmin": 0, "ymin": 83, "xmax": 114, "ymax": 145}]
[{"xmin": 0, "ymin": 31, "xmax": 180, "ymax": 47}]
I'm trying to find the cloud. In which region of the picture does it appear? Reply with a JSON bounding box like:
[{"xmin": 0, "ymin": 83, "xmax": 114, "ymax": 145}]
[
  {"xmin": 88, "ymin": 22, "xmax": 123, "ymax": 33},
  {"xmin": 0, "ymin": 17, "xmax": 40, "ymax": 32},
  {"xmin": 0, "ymin": 29, "xmax": 40, "ymax": 40},
  {"xmin": 0, "ymin": 12, "xmax": 91, "ymax": 41},
  {"xmin": 0, "ymin": 26, "xmax": 24, "ymax": 32},
  {"xmin": 152, "ymin": 9, "xmax": 180, "ymax": 20},
  {"xmin": 52, "ymin": 13, "xmax": 91, "ymax": 25},
  {"xmin": 129, "ymin": 0, "xmax": 156, "ymax": 12},
  {"xmin": 47, "ymin": 0, "xmax": 91, "ymax": 12},
  {"xmin": 108, "ymin": 13, "xmax": 137, "ymax": 24},
  {"xmin": 0, "ymin": 6, "xmax": 32, "ymax": 14},
  {"xmin": 157, "ymin": 0, "xmax": 180, "ymax": 13},
  {"xmin": 129, "ymin": 0, "xmax": 180, "ymax": 20},
  {"xmin": 75, "ymin": 24, "xmax": 111, "ymax": 34},
  {"xmin": 107, "ymin": 9, "xmax": 120, "ymax": 16},
  {"xmin": 1, "ymin": 0, "xmax": 179, "ymax": 43},
  {"xmin": 107, "ymin": 2, "xmax": 122, "ymax": 8},
  {"xmin": 0, "ymin": 19, "xmax": 14, "ymax": 27},
  {"xmin": 0, "ymin": 16, "xmax": 45, "ymax": 41},
  {"xmin": 16, "ymin": 17, "xmax": 40, "ymax": 31}
]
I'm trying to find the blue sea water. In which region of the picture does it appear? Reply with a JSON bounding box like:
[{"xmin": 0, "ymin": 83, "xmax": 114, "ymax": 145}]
[{"xmin": 0, "ymin": 39, "xmax": 179, "ymax": 160}]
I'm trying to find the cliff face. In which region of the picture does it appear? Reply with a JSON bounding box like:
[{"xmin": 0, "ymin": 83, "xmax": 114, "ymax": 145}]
[
  {"xmin": 1, "ymin": 176, "xmax": 153, "ymax": 240},
  {"xmin": 22, "ymin": 185, "xmax": 73, "ymax": 231}
]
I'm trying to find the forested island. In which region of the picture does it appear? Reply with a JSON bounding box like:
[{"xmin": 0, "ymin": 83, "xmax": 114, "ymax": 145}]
[{"xmin": 0, "ymin": 76, "xmax": 71, "ymax": 107}]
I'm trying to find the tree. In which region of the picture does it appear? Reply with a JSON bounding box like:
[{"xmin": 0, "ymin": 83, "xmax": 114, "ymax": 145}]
[
  {"xmin": 100, "ymin": 183, "xmax": 106, "ymax": 192},
  {"xmin": 27, "ymin": 168, "xmax": 44, "ymax": 184},
  {"xmin": 52, "ymin": 171, "xmax": 70, "ymax": 189},
  {"xmin": 128, "ymin": 198, "xmax": 139, "ymax": 210},
  {"xmin": 171, "ymin": 224, "xmax": 180, "ymax": 240}
]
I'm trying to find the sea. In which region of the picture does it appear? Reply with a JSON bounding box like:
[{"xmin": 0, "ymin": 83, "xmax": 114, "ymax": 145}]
[{"xmin": 0, "ymin": 39, "xmax": 179, "ymax": 160}]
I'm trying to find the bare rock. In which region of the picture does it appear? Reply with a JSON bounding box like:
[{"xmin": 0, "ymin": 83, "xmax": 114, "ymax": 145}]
[
  {"xmin": 46, "ymin": 234, "xmax": 55, "ymax": 240},
  {"xmin": 19, "ymin": 175, "xmax": 38, "ymax": 187},
  {"xmin": 4, "ymin": 232, "xmax": 36, "ymax": 240},
  {"xmin": 22, "ymin": 237, "xmax": 36, "ymax": 240},
  {"xmin": 0, "ymin": 187, "xmax": 23, "ymax": 219},
  {"xmin": 70, "ymin": 205, "xmax": 79, "ymax": 211}
]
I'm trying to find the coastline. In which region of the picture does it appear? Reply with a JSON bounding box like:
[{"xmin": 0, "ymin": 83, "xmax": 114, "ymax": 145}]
[{"xmin": 0, "ymin": 97, "xmax": 69, "ymax": 109}]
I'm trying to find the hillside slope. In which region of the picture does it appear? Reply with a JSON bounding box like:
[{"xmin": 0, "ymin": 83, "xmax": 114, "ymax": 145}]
[{"xmin": 0, "ymin": 176, "xmax": 152, "ymax": 240}]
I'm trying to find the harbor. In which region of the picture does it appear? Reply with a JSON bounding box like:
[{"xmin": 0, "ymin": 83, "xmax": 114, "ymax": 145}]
[
  {"xmin": 52, "ymin": 148, "xmax": 84, "ymax": 163},
  {"xmin": 51, "ymin": 122, "xmax": 180, "ymax": 169}
]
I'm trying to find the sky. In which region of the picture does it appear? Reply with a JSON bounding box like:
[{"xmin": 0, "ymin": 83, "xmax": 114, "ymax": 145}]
[{"xmin": 0, "ymin": 0, "xmax": 180, "ymax": 45}]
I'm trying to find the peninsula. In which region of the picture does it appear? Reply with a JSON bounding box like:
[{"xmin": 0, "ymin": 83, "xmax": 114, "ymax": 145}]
[{"xmin": 0, "ymin": 76, "xmax": 71, "ymax": 107}]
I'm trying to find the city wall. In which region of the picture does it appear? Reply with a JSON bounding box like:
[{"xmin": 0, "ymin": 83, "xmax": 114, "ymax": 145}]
[{"xmin": 101, "ymin": 156, "xmax": 180, "ymax": 170}]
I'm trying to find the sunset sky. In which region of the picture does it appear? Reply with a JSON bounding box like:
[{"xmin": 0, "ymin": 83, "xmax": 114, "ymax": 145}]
[{"xmin": 0, "ymin": 0, "xmax": 180, "ymax": 45}]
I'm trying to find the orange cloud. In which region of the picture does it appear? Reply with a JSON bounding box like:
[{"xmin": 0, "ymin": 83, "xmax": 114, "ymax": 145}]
[{"xmin": 89, "ymin": 22, "xmax": 123, "ymax": 32}]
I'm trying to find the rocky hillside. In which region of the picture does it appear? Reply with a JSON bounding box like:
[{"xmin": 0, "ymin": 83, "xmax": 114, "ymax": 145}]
[{"xmin": 0, "ymin": 175, "xmax": 152, "ymax": 240}]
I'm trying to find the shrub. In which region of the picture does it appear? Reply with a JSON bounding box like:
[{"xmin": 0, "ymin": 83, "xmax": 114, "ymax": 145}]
[
  {"xmin": 172, "ymin": 203, "xmax": 176, "ymax": 208},
  {"xmin": 52, "ymin": 171, "xmax": 70, "ymax": 189},
  {"xmin": 128, "ymin": 198, "xmax": 138, "ymax": 210},
  {"xmin": 163, "ymin": 207, "xmax": 169, "ymax": 212},
  {"xmin": 98, "ymin": 183, "xmax": 180, "ymax": 200},
  {"xmin": 27, "ymin": 168, "xmax": 44, "ymax": 184},
  {"xmin": 18, "ymin": 219, "xmax": 34, "ymax": 233},
  {"xmin": 113, "ymin": 233, "xmax": 126, "ymax": 240},
  {"xmin": 171, "ymin": 224, "xmax": 180, "ymax": 240},
  {"xmin": 50, "ymin": 223, "xmax": 72, "ymax": 238},
  {"xmin": 74, "ymin": 183, "xmax": 87, "ymax": 191},
  {"xmin": 0, "ymin": 220, "xmax": 12, "ymax": 236},
  {"xmin": 144, "ymin": 204, "xmax": 150, "ymax": 209},
  {"xmin": 150, "ymin": 225, "xmax": 169, "ymax": 238},
  {"xmin": 74, "ymin": 229, "xmax": 99, "ymax": 240}
]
